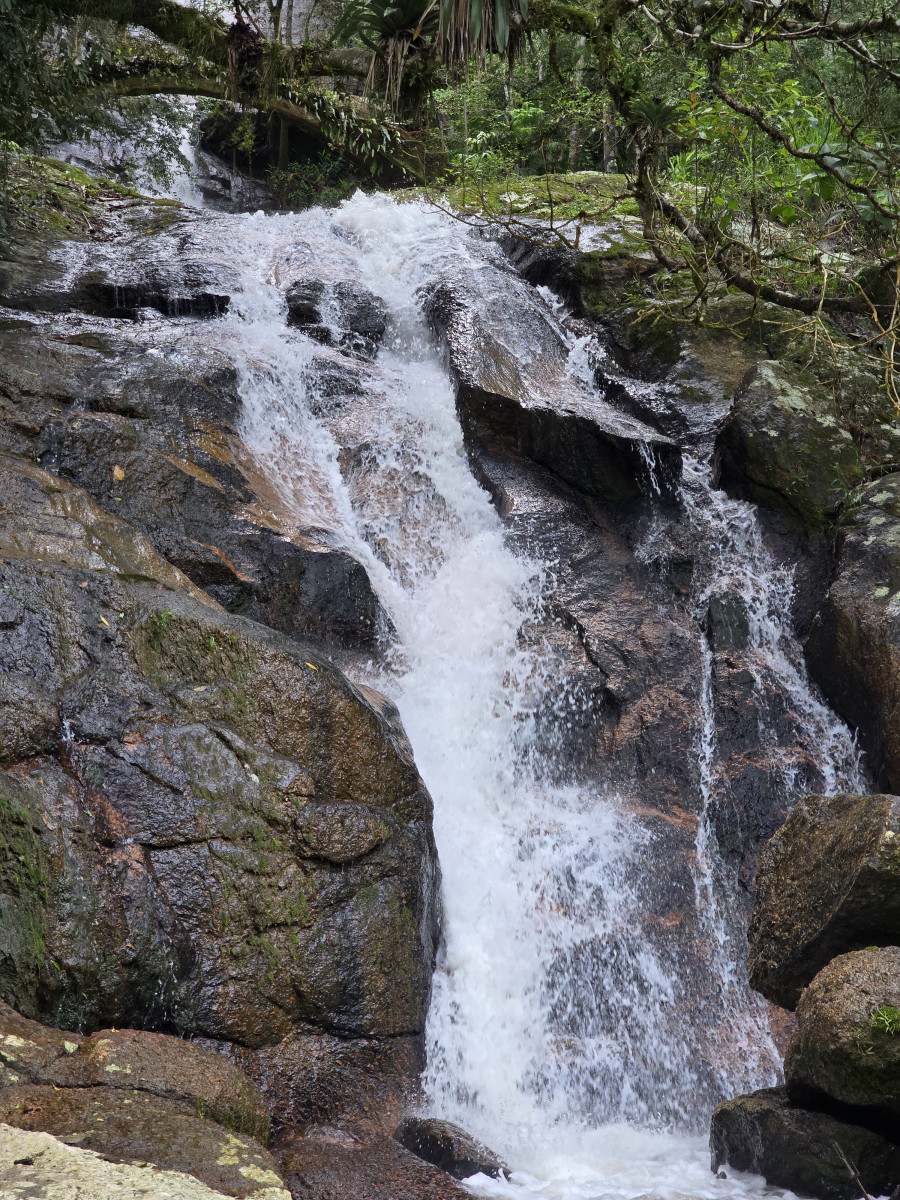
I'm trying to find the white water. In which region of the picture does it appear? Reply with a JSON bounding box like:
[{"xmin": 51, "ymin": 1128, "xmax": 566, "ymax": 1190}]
[{"xmin": 129, "ymin": 193, "xmax": 865, "ymax": 1198}]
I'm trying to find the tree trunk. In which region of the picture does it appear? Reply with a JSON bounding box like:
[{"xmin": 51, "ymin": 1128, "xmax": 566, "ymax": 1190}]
[
  {"xmin": 278, "ymin": 116, "xmax": 290, "ymax": 170},
  {"xmin": 568, "ymin": 36, "xmax": 584, "ymax": 171},
  {"xmin": 602, "ymin": 106, "xmax": 617, "ymax": 172}
]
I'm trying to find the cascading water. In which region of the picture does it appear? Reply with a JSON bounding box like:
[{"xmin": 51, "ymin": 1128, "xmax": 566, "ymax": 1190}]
[{"xmin": 84, "ymin": 192, "xmax": 867, "ymax": 1198}]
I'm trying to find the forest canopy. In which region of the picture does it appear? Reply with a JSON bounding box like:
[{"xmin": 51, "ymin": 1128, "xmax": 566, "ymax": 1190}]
[{"xmin": 1, "ymin": 0, "xmax": 898, "ymax": 394}]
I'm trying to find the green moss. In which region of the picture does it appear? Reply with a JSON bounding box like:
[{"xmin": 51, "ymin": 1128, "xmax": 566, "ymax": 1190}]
[
  {"xmin": 0, "ymin": 778, "xmax": 50, "ymax": 1013},
  {"xmin": 1, "ymin": 153, "xmax": 141, "ymax": 240},
  {"xmin": 399, "ymin": 171, "xmax": 635, "ymax": 222}
]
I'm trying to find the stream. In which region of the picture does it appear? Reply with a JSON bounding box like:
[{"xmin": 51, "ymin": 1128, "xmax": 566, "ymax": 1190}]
[{"xmin": 55, "ymin": 190, "xmax": 865, "ymax": 1198}]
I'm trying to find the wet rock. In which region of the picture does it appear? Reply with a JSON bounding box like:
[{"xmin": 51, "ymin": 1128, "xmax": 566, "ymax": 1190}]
[
  {"xmin": 785, "ymin": 948, "xmax": 900, "ymax": 1118},
  {"xmin": 0, "ymin": 1123, "xmax": 265, "ymax": 1200},
  {"xmin": 421, "ymin": 279, "xmax": 682, "ymax": 503},
  {"xmin": 286, "ymin": 278, "xmax": 387, "ymax": 358},
  {"xmin": 0, "ymin": 323, "xmax": 383, "ymax": 651},
  {"xmin": 748, "ymin": 792, "xmax": 900, "ymax": 1009},
  {"xmin": 716, "ymin": 360, "xmax": 863, "ymax": 533},
  {"xmin": 706, "ymin": 593, "xmax": 750, "ymax": 653},
  {"xmin": 72, "ymin": 259, "xmax": 234, "ymax": 319},
  {"xmin": 0, "ymin": 1085, "xmax": 286, "ymax": 1199},
  {"xmin": 710, "ymin": 1086, "xmax": 900, "ymax": 1200},
  {"xmin": 394, "ymin": 1116, "xmax": 507, "ymax": 1179},
  {"xmin": 218, "ymin": 1030, "xmax": 423, "ymax": 1135},
  {"xmin": 807, "ymin": 474, "xmax": 900, "ymax": 790},
  {"xmin": 0, "ymin": 453, "xmax": 214, "ymax": 605},
  {"xmin": 0, "ymin": 1002, "xmax": 267, "ymax": 1135},
  {"xmin": 271, "ymin": 1127, "xmax": 471, "ymax": 1200},
  {"xmin": 0, "ymin": 1000, "xmax": 83, "ymax": 1087},
  {"xmin": 0, "ymin": 457, "xmax": 439, "ymax": 1048},
  {"xmin": 0, "ymin": 674, "xmax": 59, "ymax": 764}
]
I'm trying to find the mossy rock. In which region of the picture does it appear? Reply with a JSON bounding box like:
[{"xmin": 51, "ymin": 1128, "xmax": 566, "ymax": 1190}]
[
  {"xmin": 786, "ymin": 947, "xmax": 900, "ymax": 1117},
  {"xmin": 749, "ymin": 793, "xmax": 900, "ymax": 1009},
  {"xmin": 717, "ymin": 359, "xmax": 863, "ymax": 532}
]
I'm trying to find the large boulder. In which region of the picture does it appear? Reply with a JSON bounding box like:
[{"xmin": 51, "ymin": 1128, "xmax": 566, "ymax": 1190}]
[
  {"xmin": 716, "ymin": 360, "xmax": 863, "ymax": 534},
  {"xmin": 0, "ymin": 1123, "xmax": 284, "ymax": 1200},
  {"xmin": 421, "ymin": 278, "xmax": 682, "ymax": 503},
  {"xmin": 710, "ymin": 1086, "xmax": 900, "ymax": 1200},
  {"xmin": 0, "ymin": 322, "xmax": 383, "ymax": 652},
  {"xmin": 748, "ymin": 792, "xmax": 900, "ymax": 1009},
  {"xmin": 807, "ymin": 474, "xmax": 900, "ymax": 790},
  {"xmin": 785, "ymin": 948, "xmax": 900, "ymax": 1118},
  {"xmin": 0, "ymin": 452, "xmax": 439, "ymax": 1051}
]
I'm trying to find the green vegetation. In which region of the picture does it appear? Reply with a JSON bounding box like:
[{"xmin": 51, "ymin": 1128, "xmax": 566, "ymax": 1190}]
[
  {"xmin": 871, "ymin": 1005, "xmax": 900, "ymax": 1036},
  {"xmin": 0, "ymin": 0, "xmax": 898, "ymax": 394}
]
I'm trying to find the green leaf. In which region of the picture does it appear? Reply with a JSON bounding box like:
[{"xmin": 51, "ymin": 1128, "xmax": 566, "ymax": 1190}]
[{"xmin": 494, "ymin": 0, "xmax": 510, "ymax": 49}]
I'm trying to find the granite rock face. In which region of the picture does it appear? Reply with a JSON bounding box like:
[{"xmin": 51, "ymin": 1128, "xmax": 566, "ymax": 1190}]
[
  {"xmin": 0, "ymin": 451, "xmax": 439, "ymax": 1049},
  {"xmin": 748, "ymin": 792, "xmax": 900, "ymax": 1009},
  {"xmin": 807, "ymin": 474, "xmax": 900, "ymax": 791},
  {"xmin": 0, "ymin": 322, "xmax": 383, "ymax": 653}
]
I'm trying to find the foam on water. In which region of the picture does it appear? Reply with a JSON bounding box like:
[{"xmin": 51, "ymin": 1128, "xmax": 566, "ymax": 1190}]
[{"xmin": 155, "ymin": 193, "xmax": 862, "ymax": 1199}]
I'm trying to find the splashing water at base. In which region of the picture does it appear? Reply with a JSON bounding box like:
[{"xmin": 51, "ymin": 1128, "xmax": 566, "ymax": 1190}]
[{"xmin": 150, "ymin": 193, "xmax": 865, "ymax": 1199}]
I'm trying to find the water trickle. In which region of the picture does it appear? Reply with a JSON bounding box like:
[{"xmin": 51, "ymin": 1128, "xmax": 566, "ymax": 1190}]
[{"xmin": 112, "ymin": 193, "xmax": 865, "ymax": 1198}]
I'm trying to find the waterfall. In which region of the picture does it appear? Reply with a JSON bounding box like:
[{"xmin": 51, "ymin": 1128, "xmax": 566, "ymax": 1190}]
[{"xmin": 133, "ymin": 193, "xmax": 863, "ymax": 1198}]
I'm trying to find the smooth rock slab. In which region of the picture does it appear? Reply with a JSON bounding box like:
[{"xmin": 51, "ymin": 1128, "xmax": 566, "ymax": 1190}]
[
  {"xmin": 0, "ymin": 1086, "xmax": 287, "ymax": 1199},
  {"xmin": 748, "ymin": 792, "xmax": 900, "ymax": 1009},
  {"xmin": 0, "ymin": 322, "xmax": 384, "ymax": 652},
  {"xmin": 711, "ymin": 1087, "xmax": 900, "ymax": 1200},
  {"xmin": 785, "ymin": 948, "xmax": 900, "ymax": 1118},
  {"xmin": 0, "ymin": 1123, "xmax": 274, "ymax": 1200},
  {"xmin": 421, "ymin": 278, "xmax": 682, "ymax": 503}
]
